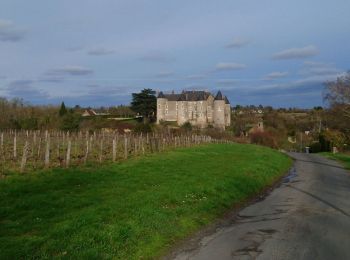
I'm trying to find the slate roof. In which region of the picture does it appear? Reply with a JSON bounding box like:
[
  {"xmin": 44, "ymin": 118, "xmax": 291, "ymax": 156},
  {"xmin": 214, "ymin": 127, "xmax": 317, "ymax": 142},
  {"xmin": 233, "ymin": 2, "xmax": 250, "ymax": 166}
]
[
  {"xmin": 214, "ymin": 91, "xmax": 224, "ymax": 100},
  {"xmin": 158, "ymin": 91, "xmax": 166, "ymax": 98},
  {"xmin": 158, "ymin": 90, "xmax": 212, "ymax": 101},
  {"xmin": 164, "ymin": 94, "xmax": 183, "ymax": 101},
  {"xmin": 224, "ymin": 96, "xmax": 230, "ymax": 104}
]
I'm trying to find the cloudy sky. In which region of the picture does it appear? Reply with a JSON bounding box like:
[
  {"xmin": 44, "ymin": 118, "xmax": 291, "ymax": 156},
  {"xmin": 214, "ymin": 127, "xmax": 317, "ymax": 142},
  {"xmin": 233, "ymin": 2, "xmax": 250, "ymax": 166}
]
[{"xmin": 0, "ymin": 0, "xmax": 349, "ymax": 108}]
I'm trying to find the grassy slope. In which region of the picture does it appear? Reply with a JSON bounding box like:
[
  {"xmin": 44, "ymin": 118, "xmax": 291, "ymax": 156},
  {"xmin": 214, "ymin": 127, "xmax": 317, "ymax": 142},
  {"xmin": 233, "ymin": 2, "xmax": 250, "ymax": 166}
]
[
  {"xmin": 320, "ymin": 152, "xmax": 350, "ymax": 170},
  {"xmin": 0, "ymin": 144, "xmax": 291, "ymax": 259}
]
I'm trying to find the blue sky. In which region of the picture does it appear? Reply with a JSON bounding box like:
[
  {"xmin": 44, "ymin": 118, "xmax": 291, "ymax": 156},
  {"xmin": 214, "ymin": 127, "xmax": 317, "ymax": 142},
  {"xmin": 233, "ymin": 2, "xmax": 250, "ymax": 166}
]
[{"xmin": 0, "ymin": 0, "xmax": 349, "ymax": 108}]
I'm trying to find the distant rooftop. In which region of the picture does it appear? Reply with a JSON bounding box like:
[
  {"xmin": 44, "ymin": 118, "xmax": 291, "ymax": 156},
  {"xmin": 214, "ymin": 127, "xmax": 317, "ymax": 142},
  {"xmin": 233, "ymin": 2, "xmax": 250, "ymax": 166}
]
[{"xmin": 158, "ymin": 90, "xmax": 229, "ymax": 103}]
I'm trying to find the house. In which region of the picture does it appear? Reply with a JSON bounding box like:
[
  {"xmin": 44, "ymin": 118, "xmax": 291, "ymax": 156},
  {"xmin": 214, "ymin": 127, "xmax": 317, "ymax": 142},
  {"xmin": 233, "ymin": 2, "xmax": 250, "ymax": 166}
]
[
  {"xmin": 248, "ymin": 121, "xmax": 264, "ymax": 134},
  {"xmin": 156, "ymin": 90, "xmax": 231, "ymax": 129},
  {"xmin": 82, "ymin": 109, "xmax": 110, "ymax": 117},
  {"xmin": 82, "ymin": 109, "xmax": 97, "ymax": 117}
]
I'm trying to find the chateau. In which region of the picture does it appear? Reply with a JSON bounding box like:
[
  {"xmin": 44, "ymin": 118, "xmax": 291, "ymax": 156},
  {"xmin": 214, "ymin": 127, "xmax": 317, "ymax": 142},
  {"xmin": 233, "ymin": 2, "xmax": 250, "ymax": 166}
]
[{"xmin": 156, "ymin": 90, "xmax": 231, "ymax": 129}]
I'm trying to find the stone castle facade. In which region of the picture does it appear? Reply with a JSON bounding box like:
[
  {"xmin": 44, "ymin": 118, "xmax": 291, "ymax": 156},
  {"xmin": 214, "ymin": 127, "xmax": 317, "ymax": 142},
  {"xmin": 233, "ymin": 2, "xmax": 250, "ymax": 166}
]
[{"xmin": 156, "ymin": 90, "xmax": 231, "ymax": 129}]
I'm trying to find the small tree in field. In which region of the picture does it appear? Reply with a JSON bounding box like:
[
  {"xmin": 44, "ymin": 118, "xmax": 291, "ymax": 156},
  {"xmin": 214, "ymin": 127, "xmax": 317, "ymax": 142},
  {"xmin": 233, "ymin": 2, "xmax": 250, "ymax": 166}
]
[
  {"xmin": 130, "ymin": 89, "xmax": 156, "ymax": 123},
  {"xmin": 59, "ymin": 102, "xmax": 67, "ymax": 117}
]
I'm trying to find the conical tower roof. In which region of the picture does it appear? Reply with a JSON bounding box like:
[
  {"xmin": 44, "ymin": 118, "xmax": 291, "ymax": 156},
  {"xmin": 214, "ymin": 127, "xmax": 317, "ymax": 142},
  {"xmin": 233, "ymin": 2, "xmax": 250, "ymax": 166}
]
[
  {"xmin": 224, "ymin": 96, "xmax": 230, "ymax": 104},
  {"xmin": 158, "ymin": 91, "xmax": 166, "ymax": 98},
  {"xmin": 214, "ymin": 90, "xmax": 224, "ymax": 100}
]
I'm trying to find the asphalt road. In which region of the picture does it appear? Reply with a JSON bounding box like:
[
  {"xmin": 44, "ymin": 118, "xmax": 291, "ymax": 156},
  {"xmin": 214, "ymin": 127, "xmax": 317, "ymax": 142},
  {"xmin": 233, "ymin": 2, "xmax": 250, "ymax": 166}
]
[{"xmin": 171, "ymin": 153, "xmax": 350, "ymax": 260}]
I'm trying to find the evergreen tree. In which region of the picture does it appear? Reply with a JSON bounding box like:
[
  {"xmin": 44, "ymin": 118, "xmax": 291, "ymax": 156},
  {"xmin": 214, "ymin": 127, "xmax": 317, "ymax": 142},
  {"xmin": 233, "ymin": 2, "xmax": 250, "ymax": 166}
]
[
  {"xmin": 130, "ymin": 89, "xmax": 156, "ymax": 123},
  {"xmin": 59, "ymin": 102, "xmax": 67, "ymax": 117}
]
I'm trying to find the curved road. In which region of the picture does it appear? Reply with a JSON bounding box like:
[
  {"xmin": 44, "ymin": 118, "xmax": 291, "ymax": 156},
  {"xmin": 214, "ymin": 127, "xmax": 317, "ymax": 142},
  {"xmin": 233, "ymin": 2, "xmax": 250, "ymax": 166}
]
[{"xmin": 172, "ymin": 153, "xmax": 350, "ymax": 260}]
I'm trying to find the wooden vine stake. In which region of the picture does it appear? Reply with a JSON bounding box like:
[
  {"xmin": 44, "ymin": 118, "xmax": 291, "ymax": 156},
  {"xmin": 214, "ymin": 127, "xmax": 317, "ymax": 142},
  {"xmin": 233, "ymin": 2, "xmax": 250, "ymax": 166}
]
[
  {"xmin": 112, "ymin": 138, "xmax": 117, "ymax": 162},
  {"xmin": 124, "ymin": 135, "xmax": 128, "ymax": 159},
  {"xmin": 13, "ymin": 133, "xmax": 17, "ymax": 159},
  {"xmin": 66, "ymin": 140, "xmax": 71, "ymax": 168},
  {"xmin": 99, "ymin": 139, "xmax": 103, "ymax": 163},
  {"xmin": 0, "ymin": 132, "xmax": 3, "ymax": 152},
  {"xmin": 44, "ymin": 135, "xmax": 50, "ymax": 169},
  {"xmin": 84, "ymin": 140, "xmax": 89, "ymax": 165},
  {"xmin": 20, "ymin": 141, "xmax": 29, "ymax": 173}
]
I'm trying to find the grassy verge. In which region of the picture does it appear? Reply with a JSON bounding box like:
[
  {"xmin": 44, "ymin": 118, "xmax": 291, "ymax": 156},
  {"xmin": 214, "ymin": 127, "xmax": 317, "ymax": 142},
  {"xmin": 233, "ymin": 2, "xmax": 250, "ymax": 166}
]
[
  {"xmin": 320, "ymin": 152, "xmax": 350, "ymax": 170},
  {"xmin": 0, "ymin": 143, "xmax": 291, "ymax": 259}
]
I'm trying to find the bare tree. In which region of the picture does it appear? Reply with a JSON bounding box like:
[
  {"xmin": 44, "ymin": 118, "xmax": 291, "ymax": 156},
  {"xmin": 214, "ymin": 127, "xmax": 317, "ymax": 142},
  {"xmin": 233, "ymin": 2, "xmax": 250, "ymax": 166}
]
[
  {"xmin": 323, "ymin": 72, "xmax": 350, "ymax": 136},
  {"xmin": 324, "ymin": 72, "xmax": 350, "ymax": 118}
]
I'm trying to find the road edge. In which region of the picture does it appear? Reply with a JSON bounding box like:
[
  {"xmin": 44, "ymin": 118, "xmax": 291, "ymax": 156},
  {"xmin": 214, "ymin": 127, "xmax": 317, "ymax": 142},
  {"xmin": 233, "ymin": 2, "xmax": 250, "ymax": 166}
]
[{"xmin": 162, "ymin": 157, "xmax": 295, "ymax": 260}]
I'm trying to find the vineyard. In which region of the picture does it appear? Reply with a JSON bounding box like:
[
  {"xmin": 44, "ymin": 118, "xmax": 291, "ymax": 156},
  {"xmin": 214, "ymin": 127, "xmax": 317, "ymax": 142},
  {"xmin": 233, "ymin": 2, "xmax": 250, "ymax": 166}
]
[{"xmin": 0, "ymin": 130, "xmax": 226, "ymax": 174}]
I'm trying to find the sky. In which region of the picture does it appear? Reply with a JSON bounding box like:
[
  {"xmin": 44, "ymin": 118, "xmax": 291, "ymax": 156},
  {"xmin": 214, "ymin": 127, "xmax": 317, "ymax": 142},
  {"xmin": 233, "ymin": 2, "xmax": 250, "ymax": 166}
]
[{"xmin": 0, "ymin": 0, "xmax": 349, "ymax": 108}]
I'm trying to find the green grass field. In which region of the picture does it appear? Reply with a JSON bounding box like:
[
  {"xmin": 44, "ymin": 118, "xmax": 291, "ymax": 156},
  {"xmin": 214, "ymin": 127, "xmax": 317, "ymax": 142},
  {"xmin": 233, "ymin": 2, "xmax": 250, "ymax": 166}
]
[
  {"xmin": 0, "ymin": 143, "xmax": 291, "ymax": 259},
  {"xmin": 320, "ymin": 152, "xmax": 350, "ymax": 170}
]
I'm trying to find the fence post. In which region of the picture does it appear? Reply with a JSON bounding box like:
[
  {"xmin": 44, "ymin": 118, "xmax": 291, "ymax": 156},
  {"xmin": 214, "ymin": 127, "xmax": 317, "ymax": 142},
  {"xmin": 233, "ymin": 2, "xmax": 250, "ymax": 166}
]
[
  {"xmin": 44, "ymin": 135, "xmax": 50, "ymax": 168},
  {"xmin": 0, "ymin": 132, "xmax": 4, "ymax": 161},
  {"xmin": 66, "ymin": 140, "xmax": 71, "ymax": 168},
  {"xmin": 20, "ymin": 141, "xmax": 29, "ymax": 173},
  {"xmin": 134, "ymin": 136, "xmax": 138, "ymax": 155},
  {"xmin": 141, "ymin": 136, "xmax": 145, "ymax": 155},
  {"xmin": 13, "ymin": 133, "xmax": 17, "ymax": 159},
  {"xmin": 99, "ymin": 139, "xmax": 103, "ymax": 163},
  {"xmin": 84, "ymin": 140, "xmax": 89, "ymax": 165},
  {"xmin": 112, "ymin": 138, "xmax": 117, "ymax": 162},
  {"xmin": 0, "ymin": 132, "xmax": 3, "ymax": 152},
  {"xmin": 124, "ymin": 135, "xmax": 128, "ymax": 159}
]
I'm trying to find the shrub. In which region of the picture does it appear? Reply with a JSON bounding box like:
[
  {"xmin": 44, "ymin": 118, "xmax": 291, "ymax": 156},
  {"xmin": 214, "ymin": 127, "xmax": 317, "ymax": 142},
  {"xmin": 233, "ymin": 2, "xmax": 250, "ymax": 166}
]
[
  {"xmin": 250, "ymin": 131, "xmax": 278, "ymax": 148},
  {"xmin": 181, "ymin": 122, "xmax": 192, "ymax": 131},
  {"xmin": 322, "ymin": 129, "xmax": 346, "ymax": 151},
  {"xmin": 319, "ymin": 134, "xmax": 331, "ymax": 152},
  {"xmin": 309, "ymin": 142, "xmax": 322, "ymax": 153},
  {"xmin": 133, "ymin": 123, "xmax": 153, "ymax": 133}
]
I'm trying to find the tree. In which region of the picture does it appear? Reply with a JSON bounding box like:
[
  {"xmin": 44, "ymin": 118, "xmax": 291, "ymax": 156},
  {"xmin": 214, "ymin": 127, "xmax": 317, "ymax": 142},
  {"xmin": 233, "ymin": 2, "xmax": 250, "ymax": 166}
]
[
  {"xmin": 323, "ymin": 72, "xmax": 350, "ymax": 135},
  {"xmin": 59, "ymin": 102, "xmax": 67, "ymax": 117},
  {"xmin": 60, "ymin": 110, "xmax": 81, "ymax": 131},
  {"xmin": 130, "ymin": 89, "xmax": 156, "ymax": 123},
  {"xmin": 324, "ymin": 72, "xmax": 350, "ymax": 115}
]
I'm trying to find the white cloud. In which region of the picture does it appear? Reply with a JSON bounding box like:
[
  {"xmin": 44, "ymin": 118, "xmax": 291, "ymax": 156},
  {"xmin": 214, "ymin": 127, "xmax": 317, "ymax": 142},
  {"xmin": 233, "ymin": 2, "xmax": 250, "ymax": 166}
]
[
  {"xmin": 299, "ymin": 61, "xmax": 343, "ymax": 76},
  {"xmin": 187, "ymin": 74, "xmax": 206, "ymax": 80},
  {"xmin": 272, "ymin": 45, "xmax": 319, "ymax": 60},
  {"xmin": 217, "ymin": 79, "xmax": 239, "ymax": 85},
  {"xmin": 139, "ymin": 52, "xmax": 175, "ymax": 63},
  {"xmin": 38, "ymin": 76, "xmax": 65, "ymax": 83},
  {"xmin": 0, "ymin": 19, "xmax": 26, "ymax": 42},
  {"xmin": 155, "ymin": 71, "xmax": 174, "ymax": 78},
  {"xmin": 264, "ymin": 71, "xmax": 289, "ymax": 80},
  {"xmin": 47, "ymin": 66, "xmax": 94, "ymax": 76},
  {"xmin": 226, "ymin": 37, "xmax": 250, "ymax": 48},
  {"xmin": 87, "ymin": 47, "xmax": 114, "ymax": 56},
  {"xmin": 6, "ymin": 80, "xmax": 49, "ymax": 100},
  {"xmin": 216, "ymin": 62, "xmax": 247, "ymax": 71}
]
